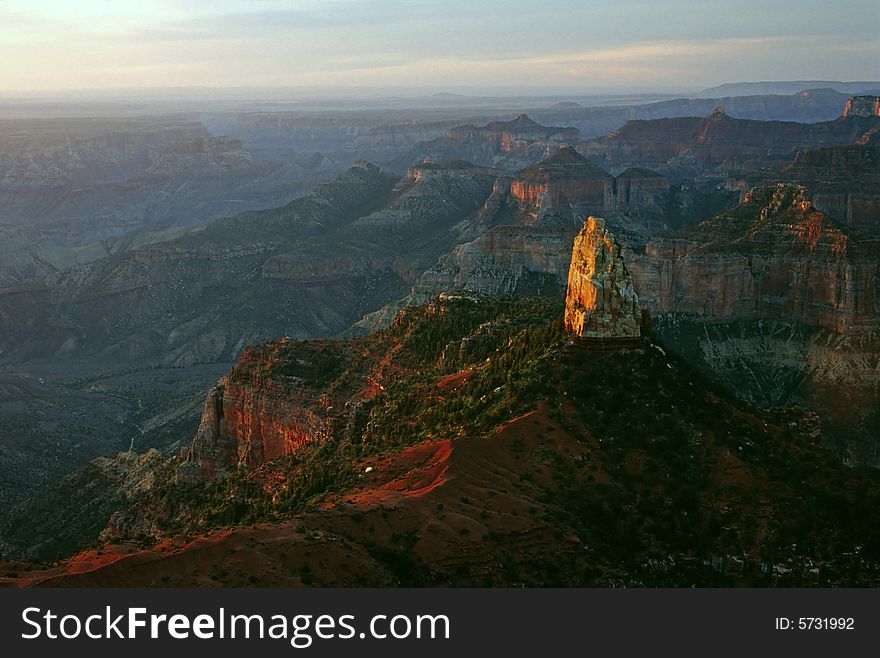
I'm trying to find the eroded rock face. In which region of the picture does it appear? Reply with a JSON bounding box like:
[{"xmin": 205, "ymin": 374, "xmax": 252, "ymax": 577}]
[
  {"xmin": 613, "ymin": 167, "xmax": 671, "ymax": 210},
  {"xmin": 579, "ymin": 102, "xmax": 880, "ymax": 179},
  {"xmin": 352, "ymin": 151, "xmax": 672, "ymax": 335},
  {"xmin": 751, "ymin": 143, "xmax": 880, "ymax": 237},
  {"xmin": 418, "ymin": 225, "xmax": 573, "ymax": 296},
  {"xmin": 564, "ymin": 217, "xmax": 641, "ymax": 338},
  {"xmin": 399, "ymin": 114, "xmax": 580, "ymax": 171},
  {"xmin": 178, "ymin": 340, "xmax": 337, "ymax": 481},
  {"xmin": 510, "ymin": 147, "xmax": 614, "ymax": 222},
  {"xmin": 842, "ymin": 96, "xmax": 880, "ymax": 118},
  {"xmin": 628, "ymin": 184, "xmax": 880, "ymax": 334}
]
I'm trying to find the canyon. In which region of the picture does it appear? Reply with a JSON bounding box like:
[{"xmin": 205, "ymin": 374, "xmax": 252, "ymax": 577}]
[
  {"xmin": 0, "ymin": 117, "xmax": 345, "ymax": 284},
  {"xmin": 5, "ymin": 296, "xmax": 880, "ymax": 586},
  {"xmin": 579, "ymin": 104, "xmax": 880, "ymax": 179},
  {"xmin": 358, "ymin": 148, "xmax": 723, "ymax": 333},
  {"xmin": 2, "ymin": 90, "xmax": 880, "ymax": 582},
  {"xmin": 750, "ymin": 142, "xmax": 880, "ymax": 237},
  {"xmin": 629, "ymin": 183, "xmax": 878, "ymax": 333},
  {"xmin": 628, "ymin": 183, "xmax": 880, "ymax": 462},
  {"xmin": 397, "ymin": 114, "xmax": 580, "ymax": 171}
]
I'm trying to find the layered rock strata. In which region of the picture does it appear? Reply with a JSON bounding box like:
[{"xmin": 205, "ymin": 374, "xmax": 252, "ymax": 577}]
[
  {"xmin": 579, "ymin": 101, "xmax": 880, "ymax": 178},
  {"xmin": 628, "ymin": 184, "xmax": 879, "ymax": 334},
  {"xmin": 752, "ymin": 144, "xmax": 880, "ymax": 237},
  {"xmin": 564, "ymin": 217, "xmax": 642, "ymax": 338},
  {"xmin": 842, "ymin": 96, "xmax": 880, "ymax": 118},
  {"xmin": 178, "ymin": 340, "xmax": 337, "ymax": 481}
]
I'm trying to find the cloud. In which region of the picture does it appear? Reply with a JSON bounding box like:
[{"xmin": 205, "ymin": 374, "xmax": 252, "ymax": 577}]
[{"xmin": 0, "ymin": 0, "xmax": 877, "ymax": 90}]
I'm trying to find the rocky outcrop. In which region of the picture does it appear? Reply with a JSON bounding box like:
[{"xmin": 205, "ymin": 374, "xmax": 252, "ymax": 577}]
[
  {"xmin": 613, "ymin": 167, "xmax": 671, "ymax": 210},
  {"xmin": 564, "ymin": 217, "xmax": 641, "ymax": 338},
  {"xmin": 11, "ymin": 290, "xmax": 880, "ymax": 583},
  {"xmin": 510, "ymin": 147, "xmax": 614, "ymax": 222},
  {"xmin": 398, "ymin": 114, "xmax": 580, "ymax": 171},
  {"xmin": 628, "ymin": 184, "xmax": 880, "ymax": 334},
  {"xmin": 579, "ymin": 101, "xmax": 880, "ymax": 179},
  {"xmin": 842, "ymin": 96, "xmax": 880, "ymax": 118},
  {"xmin": 504, "ymin": 148, "xmax": 669, "ymax": 226},
  {"xmin": 353, "ymin": 160, "xmax": 497, "ymax": 235},
  {"xmin": 178, "ymin": 340, "xmax": 338, "ymax": 481},
  {"xmin": 146, "ymin": 136, "xmax": 253, "ymax": 174},
  {"xmin": 351, "ymin": 152, "xmax": 675, "ymax": 335},
  {"xmin": 614, "ymin": 183, "xmax": 880, "ymax": 463},
  {"xmin": 751, "ymin": 143, "xmax": 880, "ymax": 236}
]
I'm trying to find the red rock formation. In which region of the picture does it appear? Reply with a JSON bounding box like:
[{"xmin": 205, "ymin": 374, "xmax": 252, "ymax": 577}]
[
  {"xmin": 564, "ymin": 217, "xmax": 641, "ymax": 338},
  {"xmin": 842, "ymin": 96, "xmax": 880, "ymax": 118},
  {"xmin": 580, "ymin": 102, "xmax": 880, "ymax": 177},
  {"xmin": 510, "ymin": 147, "xmax": 614, "ymax": 220},
  {"xmin": 628, "ymin": 184, "xmax": 879, "ymax": 334},
  {"xmin": 178, "ymin": 340, "xmax": 338, "ymax": 480},
  {"xmin": 356, "ymin": 153, "xmax": 671, "ymax": 329},
  {"xmin": 752, "ymin": 143, "xmax": 880, "ymax": 237},
  {"xmin": 403, "ymin": 114, "xmax": 580, "ymax": 171}
]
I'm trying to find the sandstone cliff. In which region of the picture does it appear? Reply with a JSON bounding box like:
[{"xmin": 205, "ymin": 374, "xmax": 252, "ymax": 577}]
[
  {"xmin": 628, "ymin": 183, "xmax": 879, "ymax": 334},
  {"xmin": 624, "ymin": 183, "xmax": 880, "ymax": 463},
  {"xmin": 564, "ymin": 217, "xmax": 641, "ymax": 338},
  {"xmin": 751, "ymin": 143, "xmax": 880, "ymax": 237},
  {"xmin": 179, "ymin": 340, "xmax": 339, "ymax": 481},
  {"xmin": 351, "ymin": 151, "xmax": 674, "ymax": 335},
  {"xmin": 579, "ymin": 102, "xmax": 880, "ymax": 179},
  {"xmin": 511, "ymin": 147, "xmax": 615, "ymax": 222},
  {"xmin": 398, "ymin": 114, "xmax": 580, "ymax": 171},
  {"xmin": 842, "ymin": 96, "xmax": 880, "ymax": 118}
]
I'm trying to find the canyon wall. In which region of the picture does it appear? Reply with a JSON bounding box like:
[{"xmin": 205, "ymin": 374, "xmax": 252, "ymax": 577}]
[
  {"xmin": 842, "ymin": 96, "xmax": 880, "ymax": 118},
  {"xmin": 399, "ymin": 114, "xmax": 580, "ymax": 171},
  {"xmin": 628, "ymin": 184, "xmax": 879, "ymax": 334},
  {"xmin": 752, "ymin": 143, "xmax": 880, "ymax": 237},
  {"xmin": 579, "ymin": 101, "xmax": 880, "ymax": 178},
  {"xmin": 179, "ymin": 341, "xmax": 335, "ymax": 481},
  {"xmin": 417, "ymin": 225, "xmax": 574, "ymax": 297}
]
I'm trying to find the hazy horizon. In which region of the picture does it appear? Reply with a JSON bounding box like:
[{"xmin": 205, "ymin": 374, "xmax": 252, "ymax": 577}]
[{"xmin": 1, "ymin": 0, "xmax": 878, "ymax": 93}]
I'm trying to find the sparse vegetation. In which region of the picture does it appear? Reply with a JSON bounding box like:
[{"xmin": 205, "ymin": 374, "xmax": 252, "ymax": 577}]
[{"xmin": 10, "ymin": 294, "xmax": 880, "ymax": 586}]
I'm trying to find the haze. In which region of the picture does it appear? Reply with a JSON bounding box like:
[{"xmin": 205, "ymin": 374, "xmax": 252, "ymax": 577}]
[{"xmin": 1, "ymin": 0, "xmax": 878, "ymax": 93}]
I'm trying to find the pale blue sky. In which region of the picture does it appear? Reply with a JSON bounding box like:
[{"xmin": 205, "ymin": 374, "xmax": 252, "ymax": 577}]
[{"xmin": 0, "ymin": 0, "xmax": 877, "ymax": 91}]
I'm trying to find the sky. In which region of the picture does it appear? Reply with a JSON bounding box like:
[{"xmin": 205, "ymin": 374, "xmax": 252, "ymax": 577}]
[{"xmin": 0, "ymin": 0, "xmax": 878, "ymax": 93}]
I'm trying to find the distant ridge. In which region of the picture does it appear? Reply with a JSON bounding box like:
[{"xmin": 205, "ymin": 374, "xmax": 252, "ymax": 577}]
[{"xmin": 700, "ymin": 81, "xmax": 880, "ymax": 97}]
